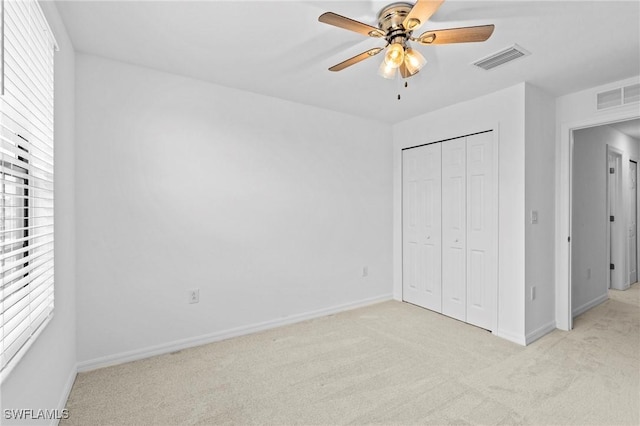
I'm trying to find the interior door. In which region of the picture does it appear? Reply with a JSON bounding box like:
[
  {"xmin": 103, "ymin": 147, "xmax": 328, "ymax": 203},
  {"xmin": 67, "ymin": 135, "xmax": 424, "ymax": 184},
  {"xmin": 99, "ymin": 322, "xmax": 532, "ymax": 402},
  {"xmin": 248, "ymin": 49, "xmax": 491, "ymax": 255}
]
[
  {"xmin": 402, "ymin": 144, "xmax": 442, "ymax": 311},
  {"xmin": 442, "ymin": 138, "xmax": 467, "ymax": 322},
  {"xmin": 465, "ymin": 132, "xmax": 496, "ymax": 330},
  {"xmin": 629, "ymin": 160, "xmax": 637, "ymax": 284}
]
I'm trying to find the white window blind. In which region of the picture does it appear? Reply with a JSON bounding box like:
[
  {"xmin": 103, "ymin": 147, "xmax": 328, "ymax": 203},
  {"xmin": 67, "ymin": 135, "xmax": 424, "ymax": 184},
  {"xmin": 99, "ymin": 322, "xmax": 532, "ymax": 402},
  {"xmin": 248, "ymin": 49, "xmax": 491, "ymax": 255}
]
[{"xmin": 0, "ymin": 0, "xmax": 57, "ymax": 382}]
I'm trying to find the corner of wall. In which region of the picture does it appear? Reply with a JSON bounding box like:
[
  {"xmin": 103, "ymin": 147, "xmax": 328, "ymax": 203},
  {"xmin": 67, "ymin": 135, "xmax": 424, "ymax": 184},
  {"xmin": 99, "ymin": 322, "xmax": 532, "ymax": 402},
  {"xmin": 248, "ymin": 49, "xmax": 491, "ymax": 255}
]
[{"xmin": 524, "ymin": 83, "xmax": 557, "ymax": 339}]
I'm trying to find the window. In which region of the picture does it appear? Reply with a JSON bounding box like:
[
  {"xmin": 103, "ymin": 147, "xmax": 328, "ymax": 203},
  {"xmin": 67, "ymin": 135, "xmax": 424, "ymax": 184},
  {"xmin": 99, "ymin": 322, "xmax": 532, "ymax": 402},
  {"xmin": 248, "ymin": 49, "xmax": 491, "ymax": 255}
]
[{"xmin": 0, "ymin": 0, "xmax": 57, "ymax": 382}]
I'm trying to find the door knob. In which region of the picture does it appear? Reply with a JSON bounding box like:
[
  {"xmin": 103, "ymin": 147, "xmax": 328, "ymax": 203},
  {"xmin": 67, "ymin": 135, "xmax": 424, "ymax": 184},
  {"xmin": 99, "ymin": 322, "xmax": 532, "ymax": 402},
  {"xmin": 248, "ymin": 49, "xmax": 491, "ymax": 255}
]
[
  {"xmin": 427, "ymin": 236, "xmax": 431, "ymax": 239},
  {"xmin": 455, "ymin": 239, "xmax": 459, "ymax": 243}
]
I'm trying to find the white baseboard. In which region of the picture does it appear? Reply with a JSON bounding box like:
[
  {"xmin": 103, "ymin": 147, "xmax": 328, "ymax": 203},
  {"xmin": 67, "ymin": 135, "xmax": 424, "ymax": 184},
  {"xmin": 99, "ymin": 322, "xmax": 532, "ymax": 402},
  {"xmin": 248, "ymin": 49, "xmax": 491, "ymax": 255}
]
[
  {"xmin": 51, "ymin": 363, "xmax": 77, "ymax": 426},
  {"xmin": 77, "ymin": 294, "xmax": 393, "ymax": 373},
  {"xmin": 572, "ymin": 293, "xmax": 608, "ymax": 318},
  {"xmin": 495, "ymin": 329, "xmax": 526, "ymax": 346},
  {"xmin": 525, "ymin": 320, "xmax": 557, "ymax": 345}
]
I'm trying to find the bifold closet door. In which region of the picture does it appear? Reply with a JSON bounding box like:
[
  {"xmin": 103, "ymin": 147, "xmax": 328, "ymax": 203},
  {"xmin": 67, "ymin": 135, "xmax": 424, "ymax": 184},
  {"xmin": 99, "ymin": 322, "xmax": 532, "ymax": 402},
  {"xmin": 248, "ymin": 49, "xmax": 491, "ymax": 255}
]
[
  {"xmin": 402, "ymin": 144, "xmax": 442, "ymax": 312},
  {"xmin": 442, "ymin": 138, "xmax": 467, "ymax": 322},
  {"xmin": 465, "ymin": 132, "xmax": 496, "ymax": 330}
]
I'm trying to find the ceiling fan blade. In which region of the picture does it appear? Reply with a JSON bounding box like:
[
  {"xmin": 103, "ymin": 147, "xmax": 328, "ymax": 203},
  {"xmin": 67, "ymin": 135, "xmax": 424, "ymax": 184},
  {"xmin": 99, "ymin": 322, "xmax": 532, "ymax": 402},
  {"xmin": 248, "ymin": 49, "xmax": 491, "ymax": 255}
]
[
  {"xmin": 414, "ymin": 25, "xmax": 495, "ymax": 45},
  {"xmin": 403, "ymin": 0, "xmax": 445, "ymax": 31},
  {"xmin": 328, "ymin": 47, "xmax": 384, "ymax": 72},
  {"xmin": 319, "ymin": 12, "xmax": 385, "ymax": 38}
]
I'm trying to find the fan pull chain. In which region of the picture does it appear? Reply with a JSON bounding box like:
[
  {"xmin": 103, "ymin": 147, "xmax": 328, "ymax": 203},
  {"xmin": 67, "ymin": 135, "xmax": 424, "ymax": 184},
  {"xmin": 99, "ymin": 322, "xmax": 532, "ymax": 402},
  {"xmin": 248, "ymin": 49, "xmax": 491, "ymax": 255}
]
[{"xmin": 398, "ymin": 80, "xmax": 409, "ymax": 100}]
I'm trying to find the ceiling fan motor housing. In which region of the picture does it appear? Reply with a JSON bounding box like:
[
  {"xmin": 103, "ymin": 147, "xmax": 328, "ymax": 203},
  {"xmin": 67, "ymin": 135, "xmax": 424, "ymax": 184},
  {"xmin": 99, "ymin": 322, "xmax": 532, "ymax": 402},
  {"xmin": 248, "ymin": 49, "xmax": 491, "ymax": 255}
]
[{"xmin": 377, "ymin": 2, "xmax": 414, "ymax": 45}]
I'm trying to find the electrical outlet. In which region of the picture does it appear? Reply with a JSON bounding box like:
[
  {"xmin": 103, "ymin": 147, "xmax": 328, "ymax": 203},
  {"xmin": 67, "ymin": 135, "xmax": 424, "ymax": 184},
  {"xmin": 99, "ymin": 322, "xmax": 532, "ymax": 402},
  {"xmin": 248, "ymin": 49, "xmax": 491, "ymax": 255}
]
[
  {"xmin": 362, "ymin": 266, "xmax": 369, "ymax": 278},
  {"xmin": 188, "ymin": 289, "xmax": 199, "ymax": 304},
  {"xmin": 530, "ymin": 286, "xmax": 536, "ymax": 301}
]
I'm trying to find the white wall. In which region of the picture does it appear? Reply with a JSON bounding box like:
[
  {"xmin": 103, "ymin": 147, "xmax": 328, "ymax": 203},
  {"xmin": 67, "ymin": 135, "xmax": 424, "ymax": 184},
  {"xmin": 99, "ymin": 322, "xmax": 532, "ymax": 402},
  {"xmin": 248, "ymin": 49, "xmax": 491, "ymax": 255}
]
[
  {"xmin": 555, "ymin": 75, "xmax": 640, "ymax": 330},
  {"xmin": 393, "ymin": 84, "xmax": 527, "ymax": 344},
  {"xmin": 524, "ymin": 84, "xmax": 557, "ymax": 342},
  {"xmin": 75, "ymin": 54, "xmax": 393, "ymax": 367},
  {"xmin": 0, "ymin": 2, "xmax": 77, "ymax": 424},
  {"xmin": 556, "ymin": 77, "xmax": 640, "ymax": 125},
  {"xmin": 571, "ymin": 125, "xmax": 639, "ymax": 315}
]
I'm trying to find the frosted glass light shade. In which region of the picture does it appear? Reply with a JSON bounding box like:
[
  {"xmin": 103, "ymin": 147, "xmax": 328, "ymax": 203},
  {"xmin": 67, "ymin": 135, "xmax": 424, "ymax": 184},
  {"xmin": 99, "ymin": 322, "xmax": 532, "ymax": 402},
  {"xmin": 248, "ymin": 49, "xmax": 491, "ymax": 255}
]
[
  {"xmin": 384, "ymin": 43, "xmax": 405, "ymax": 68},
  {"xmin": 404, "ymin": 48, "xmax": 427, "ymax": 75},
  {"xmin": 378, "ymin": 60, "xmax": 397, "ymax": 79}
]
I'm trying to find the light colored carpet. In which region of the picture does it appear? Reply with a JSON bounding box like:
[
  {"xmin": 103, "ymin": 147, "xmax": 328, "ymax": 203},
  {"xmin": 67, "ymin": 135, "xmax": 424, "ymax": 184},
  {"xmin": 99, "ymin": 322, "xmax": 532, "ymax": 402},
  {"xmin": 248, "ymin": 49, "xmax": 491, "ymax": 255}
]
[{"xmin": 62, "ymin": 285, "xmax": 639, "ymax": 425}]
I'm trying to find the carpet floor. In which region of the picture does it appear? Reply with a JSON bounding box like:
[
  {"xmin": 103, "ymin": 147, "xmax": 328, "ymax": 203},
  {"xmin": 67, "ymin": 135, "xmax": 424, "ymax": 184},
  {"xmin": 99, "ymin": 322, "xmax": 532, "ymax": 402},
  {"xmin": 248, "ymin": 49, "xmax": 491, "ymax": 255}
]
[{"xmin": 62, "ymin": 284, "xmax": 639, "ymax": 425}]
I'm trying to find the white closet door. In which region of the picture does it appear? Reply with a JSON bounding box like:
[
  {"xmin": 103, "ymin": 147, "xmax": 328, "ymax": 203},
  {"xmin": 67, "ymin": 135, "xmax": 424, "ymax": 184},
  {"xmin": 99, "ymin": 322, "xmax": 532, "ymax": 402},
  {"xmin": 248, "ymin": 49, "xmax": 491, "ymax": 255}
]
[
  {"xmin": 402, "ymin": 144, "xmax": 442, "ymax": 311},
  {"xmin": 442, "ymin": 138, "xmax": 467, "ymax": 322},
  {"xmin": 465, "ymin": 132, "xmax": 496, "ymax": 330}
]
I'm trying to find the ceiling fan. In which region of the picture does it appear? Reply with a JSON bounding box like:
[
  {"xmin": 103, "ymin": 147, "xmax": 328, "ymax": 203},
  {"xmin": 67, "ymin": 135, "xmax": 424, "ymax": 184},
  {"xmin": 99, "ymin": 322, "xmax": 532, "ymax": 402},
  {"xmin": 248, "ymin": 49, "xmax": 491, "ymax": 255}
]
[{"xmin": 318, "ymin": 0, "xmax": 495, "ymax": 79}]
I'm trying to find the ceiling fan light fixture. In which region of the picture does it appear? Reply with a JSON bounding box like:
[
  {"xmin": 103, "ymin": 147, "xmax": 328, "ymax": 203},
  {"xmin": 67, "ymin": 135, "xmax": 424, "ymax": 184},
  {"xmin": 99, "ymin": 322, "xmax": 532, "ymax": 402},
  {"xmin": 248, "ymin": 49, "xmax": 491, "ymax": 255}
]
[
  {"xmin": 404, "ymin": 48, "xmax": 427, "ymax": 74},
  {"xmin": 378, "ymin": 60, "xmax": 397, "ymax": 79},
  {"xmin": 318, "ymin": 0, "xmax": 495, "ymax": 79},
  {"xmin": 384, "ymin": 42, "xmax": 405, "ymax": 68}
]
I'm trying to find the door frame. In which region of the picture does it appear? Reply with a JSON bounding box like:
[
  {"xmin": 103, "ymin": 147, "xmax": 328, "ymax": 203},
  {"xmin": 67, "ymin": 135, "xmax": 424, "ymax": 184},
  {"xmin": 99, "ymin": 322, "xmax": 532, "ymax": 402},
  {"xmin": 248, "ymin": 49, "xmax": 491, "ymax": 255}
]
[
  {"xmin": 629, "ymin": 160, "xmax": 638, "ymax": 285},
  {"xmin": 629, "ymin": 158, "xmax": 640, "ymax": 285},
  {"xmin": 557, "ymin": 109, "xmax": 640, "ymax": 331}
]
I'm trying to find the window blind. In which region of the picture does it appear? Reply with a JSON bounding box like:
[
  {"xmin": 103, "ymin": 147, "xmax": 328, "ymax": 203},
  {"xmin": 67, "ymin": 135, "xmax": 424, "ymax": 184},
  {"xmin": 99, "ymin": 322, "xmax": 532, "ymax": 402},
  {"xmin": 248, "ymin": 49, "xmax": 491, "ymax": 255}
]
[{"xmin": 0, "ymin": 0, "xmax": 57, "ymax": 382}]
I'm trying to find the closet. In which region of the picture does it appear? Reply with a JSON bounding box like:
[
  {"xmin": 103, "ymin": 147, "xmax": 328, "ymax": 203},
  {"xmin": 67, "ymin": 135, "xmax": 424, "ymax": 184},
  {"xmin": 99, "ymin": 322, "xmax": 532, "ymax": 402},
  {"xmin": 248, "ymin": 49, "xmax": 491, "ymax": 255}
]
[{"xmin": 402, "ymin": 131, "xmax": 497, "ymax": 330}]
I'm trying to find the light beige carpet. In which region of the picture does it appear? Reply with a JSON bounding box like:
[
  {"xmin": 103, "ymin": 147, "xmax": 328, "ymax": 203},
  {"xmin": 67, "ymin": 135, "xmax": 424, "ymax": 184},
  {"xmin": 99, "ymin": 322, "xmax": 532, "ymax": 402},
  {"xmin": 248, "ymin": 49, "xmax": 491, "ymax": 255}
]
[{"xmin": 62, "ymin": 285, "xmax": 639, "ymax": 425}]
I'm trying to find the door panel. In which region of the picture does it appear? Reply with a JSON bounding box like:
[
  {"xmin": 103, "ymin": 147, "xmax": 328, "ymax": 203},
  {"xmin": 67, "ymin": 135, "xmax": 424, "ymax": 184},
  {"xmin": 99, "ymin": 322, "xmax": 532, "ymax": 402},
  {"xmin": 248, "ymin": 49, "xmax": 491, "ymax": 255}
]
[
  {"xmin": 465, "ymin": 131, "xmax": 496, "ymax": 330},
  {"xmin": 403, "ymin": 131, "xmax": 496, "ymax": 331},
  {"xmin": 468, "ymin": 250, "xmax": 485, "ymax": 307},
  {"xmin": 442, "ymin": 138, "xmax": 466, "ymax": 321},
  {"xmin": 402, "ymin": 143, "xmax": 442, "ymax": 311}
]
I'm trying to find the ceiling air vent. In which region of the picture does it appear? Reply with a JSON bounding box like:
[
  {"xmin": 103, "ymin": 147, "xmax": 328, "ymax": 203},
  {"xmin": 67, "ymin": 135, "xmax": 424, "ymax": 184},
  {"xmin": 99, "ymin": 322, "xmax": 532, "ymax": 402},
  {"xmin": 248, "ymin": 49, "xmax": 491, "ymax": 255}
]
[
  {"xmin": 473, "ymin": 44, "xmax": 530, "ymax": 70},
  {"xmin": 597, "ymin": 83, "xmax": 640, "ymax": 110}
]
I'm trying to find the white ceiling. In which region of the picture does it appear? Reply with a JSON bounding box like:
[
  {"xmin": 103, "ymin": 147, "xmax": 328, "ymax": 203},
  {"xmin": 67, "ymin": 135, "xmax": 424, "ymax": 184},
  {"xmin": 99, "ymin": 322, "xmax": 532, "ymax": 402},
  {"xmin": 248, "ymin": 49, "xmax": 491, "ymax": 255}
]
[
  {"xmin": 609, "ymin": 119, "xmax": 640, "ymax": 141},
  {"xmin": 55, "ymin": 0, "xmax": 640, "ymax": 124}
]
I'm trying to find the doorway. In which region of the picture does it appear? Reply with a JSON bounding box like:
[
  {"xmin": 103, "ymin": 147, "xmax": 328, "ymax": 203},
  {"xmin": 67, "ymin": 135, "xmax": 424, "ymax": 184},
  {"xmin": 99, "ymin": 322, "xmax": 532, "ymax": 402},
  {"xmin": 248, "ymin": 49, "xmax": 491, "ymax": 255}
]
[{"xmin": 570, "ymin": 119, "xmax": 640, "ymax": 322}]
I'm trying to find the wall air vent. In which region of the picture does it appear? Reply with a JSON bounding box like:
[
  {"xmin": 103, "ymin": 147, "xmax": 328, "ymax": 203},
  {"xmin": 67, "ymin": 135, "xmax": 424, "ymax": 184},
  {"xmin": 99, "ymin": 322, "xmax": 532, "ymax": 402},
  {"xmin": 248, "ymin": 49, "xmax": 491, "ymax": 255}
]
[
  {"xmin": 597, "ymin": 89, "xmax": 622, "ymax": 110},
  {"xmin": 473, "ymin": 44, "xmax": 530, "ymax": 70},
  {"xmin": 596, "ymin": 83, "xmax": 640, "ymax": 111},
  {"xmin": 623, "ymin": 83, "xmax": 640, "ymax": 104}
]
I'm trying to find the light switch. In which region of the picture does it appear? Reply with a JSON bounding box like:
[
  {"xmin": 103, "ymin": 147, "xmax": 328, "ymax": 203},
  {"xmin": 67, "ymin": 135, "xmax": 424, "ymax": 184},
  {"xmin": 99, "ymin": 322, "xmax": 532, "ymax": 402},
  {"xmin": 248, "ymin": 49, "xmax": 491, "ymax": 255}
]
[{"xmin": 531, "ymin": 210, "xmax": 538, "ymax": 224}]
